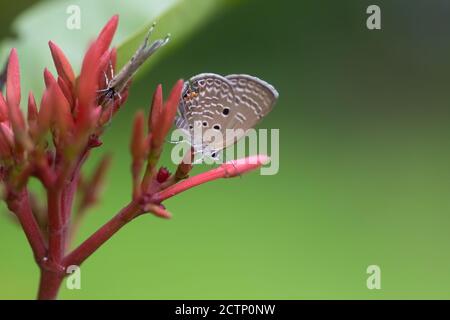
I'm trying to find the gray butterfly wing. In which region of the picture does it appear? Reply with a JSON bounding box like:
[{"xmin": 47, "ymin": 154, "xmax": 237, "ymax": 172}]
[
  {"xmin": 225, "ymin": 74, "xmax": 278, "ymax": 128},
  {"xmin": 176, "ymin": 73, "xmax": 235, "ymax": 151},
  {"xmin": 219, "ymin": 74, "xmax": 278, "ymax": 148}
]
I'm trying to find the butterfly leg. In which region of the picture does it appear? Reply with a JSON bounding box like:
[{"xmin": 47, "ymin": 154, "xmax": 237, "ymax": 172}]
[{"xmin": 108, "ymin": 60, "xmax": 115, "ymax": 81}]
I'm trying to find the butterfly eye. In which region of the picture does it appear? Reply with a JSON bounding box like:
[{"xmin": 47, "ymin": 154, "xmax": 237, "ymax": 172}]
[
  {"xmin": 211, "ymin": 152, "xmax": 217, "ymax": 158},
  {"xmin": 213, "ymin": 124, "xmax": 221, "ymax": 130},
  {"xmin": 189, "ymin": 125, "xmax": 194, "ymax": 130},
  {"xmin": 222, "ymin": 108, "xmax": 230, "ymax": 116},
  {"xmin": 202, "ymin": 121, "xmax": 208, "ymax": 127}
]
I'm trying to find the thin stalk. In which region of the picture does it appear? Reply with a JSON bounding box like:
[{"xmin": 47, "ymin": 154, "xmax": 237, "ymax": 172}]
[
  {"xmin": 37, "ymin": 269, "xmax": 64, "ymax": 300},
  {"xmin": 63, "ymin": 202, "xmax": 141, "ymax": 267}
]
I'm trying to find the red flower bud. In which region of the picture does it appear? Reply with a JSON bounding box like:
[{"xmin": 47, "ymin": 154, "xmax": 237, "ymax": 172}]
[
  {"xmin": 5, "ymin": 49, "xmax": 29, "ymax": 152},
  {"xmin": 0, "ymin": 93, "xmax": 8, "ymax": 122},
  {"xmin": 43, "ymin": 68, "xmax": 56, "ymax": 88},
  {"xmin": 143, "ymin": 203, "xmax": 172, "ymax": 219},
  {"xmin": 49, "ymin": 41, "xmax": 76, "ymax": 89},
  {"xmin": 51, "ymin": 82, "xmax": 75, "ymax": 140},
  {"xmin": 37, "ymin": 86, "xmax": 53, "ymax": 138},
  {"xmin": 130, "ymin": 111, "xmax": 147, "ymax": 199},
  {"xmin": 57, "ymin": 76, "xmax": 74, "ymax": 107},
  {"xmin": 151, "ymin": 80, "xmax": 183, "ymax": 148},
  {"xmin": 6, "ymin": 49, "xmax": 21, "ymax": 109},
  {"xmin": 95, "ymin": 15, "xmax": 119, "ymax": 56},
  {"xmin": 27, "ymin": 92, "xmax": 39, "ymax": 141},
  {"xmin": 149, "ymin": 84, "xmax": 163, "ymax": 133},
  {"xmin": 27, "ymin": 92, "xmax": 38, "ymax": 123},
  {"xmin": 156, "ymin": 167, "xmax": 170, "ymax": 183},
  {"xmin": 0, "ymin": 123, "xmax": 13, "ymax": 159},
  {"xmin": 130, "ymin": 110, "xmax": 146, "ymax": 161}
]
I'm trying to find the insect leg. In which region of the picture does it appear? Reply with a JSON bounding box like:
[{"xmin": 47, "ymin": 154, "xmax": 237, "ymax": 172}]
[{"xmin": 108, "ymin": 60, "xmax": 114, "ymax": 80}]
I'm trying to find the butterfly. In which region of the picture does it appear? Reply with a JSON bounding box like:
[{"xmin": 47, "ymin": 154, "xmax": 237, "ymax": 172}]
[{"xmin": 175, "ymin": 73, "xmax": 279, "ymax": 159}]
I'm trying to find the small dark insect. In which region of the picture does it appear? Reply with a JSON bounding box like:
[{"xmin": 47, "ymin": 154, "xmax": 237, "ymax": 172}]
[
  {"xmin": 97, "ymin": 62, "xmax": 122, "ymax": 105},
  {"xmin": 97, "ymin": 22, "xmax": 170, "ymax": 106}
]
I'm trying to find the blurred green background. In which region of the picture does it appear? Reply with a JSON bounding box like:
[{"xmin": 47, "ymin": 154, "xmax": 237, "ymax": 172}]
[{"xmin": 1, "ymin": 0, "xmax": 450, "ymax": 299}]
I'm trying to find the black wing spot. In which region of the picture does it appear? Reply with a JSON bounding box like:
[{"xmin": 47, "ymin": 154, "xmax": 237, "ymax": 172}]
[{"xmin": 222, "ymin": 107, "xmax": 230, "ymax": 116}]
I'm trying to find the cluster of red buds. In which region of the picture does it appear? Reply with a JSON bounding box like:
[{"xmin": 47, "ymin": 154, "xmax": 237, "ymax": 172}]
[{"xmin": 0, "ymin": 16, "xmax": 269, "ymax": 300}]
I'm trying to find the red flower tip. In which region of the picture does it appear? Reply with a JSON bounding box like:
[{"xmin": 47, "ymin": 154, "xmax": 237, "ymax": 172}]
[
  {"xmin": 37, "ymin": 87, "xmax": 54, "ymax": 138},
  {"xmin": 144, "ymin": 203, "xmax": 172, "ymax": 219},
  {"xmin": 43, "ymin": 68, "xmax": 56, "ymax": 88},
  {"xmin": 151, "ymin": 80, "xmax": 183, "ymax": 147},
  {"xmin": 96, "ymin": 15, "xmax": 119, "ymax": 56},
  {"xmin": 6, "ymin": 48, "xmax": 21, "ymax": 108},
  {"xmin": 5, "ymin": 51, "xmax": 26, "ymax": 137},
  {"xmin": 0, "ymin": 92, "xmax": 8, "ymax": 122},
  {"xmin": 50, "ymin": 82, "xmax": 74, "ymax": 139},
  {"xmin": 130, "ymin": 110, "xmax": 146, "ymax": 161},
  {"xmin": 57, "ymin": 77, "xmax": 74, "ymax": 107},
  {"xmin": 221, "ymin": 155, "xmax": 271, "ymax": 178},
  {"xmin": 156, "ymin": 167, "xmax": 171, "ymax": 183},
  {"xmin": 0, "ymin": 123, "xmax": 14, "ymax": 144},
  {"xmin": 163, "ymin": 79, "xmax": 184, "ymax": 126},
  {"xmin": 76, "ymin": 42, "xmax": 102, "ymax": 133},
  {"xmin": 0, "ymin": 123, "xmax": 13, "ymax": 158},
  {"xmin": 27, "ymin": 92, "xmax": 38, "ymax": 123},
  {"xmin": 27, "ymin": 92, "xmax": 39, "ymax": 141},
  {"xmin": 88, "ymin": 135, "xmax": 103, "ymax": 148},
  {"xmin": 149, "ymin": 84, "xmax": 163, "ymax": 132},
  {"xmin": 48, "ymin": 41, "xmax": 76, "ymax": 88}
]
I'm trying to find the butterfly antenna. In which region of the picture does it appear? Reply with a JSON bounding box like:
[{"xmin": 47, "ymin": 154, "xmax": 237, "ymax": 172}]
[
  {"xmin": 108, "ymin": 60, "xmax": 115, "ymax": 80},
  {"xmin": 163, "ymin": 33, "xmax": 171, "ymax": 45},
  {"xmin": 104, "ymin": 71, "xmax": 110, "ymax": 85},
  {"xmin": 139, "ymin": 22, "xmax": 156, "ymax": 51}
]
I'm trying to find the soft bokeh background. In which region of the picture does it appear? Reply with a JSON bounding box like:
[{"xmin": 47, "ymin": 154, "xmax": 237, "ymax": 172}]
[{"xmin": 1, "ymin": 0, "xmax": 450, "ymax": 299}]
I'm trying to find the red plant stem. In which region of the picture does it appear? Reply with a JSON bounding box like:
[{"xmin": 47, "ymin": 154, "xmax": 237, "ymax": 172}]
[
  {"xmin": 35, "ymin": 162, "xmax": 55, "ymax": 188},
  {"xmin": 154, "ymin": 155, "xmax": 269, "ymax": 202},
  {"xmin": 62, "ymin": 156, "xmax": 268, "ymax": 267},
  {"xmin": 37, "ymin": 269, "xmax": 64, "ymax": 300},
  {"xmin": 61, "ymin": 149, "xmax": 89, "ymax": 249},
  {"xmin": 48, "ymin": 149, "xmax": 90, "ymax": 261},
  {"xmin": 62, "ymin": 179, "xmax": 77, "ymax": 226},
  {"xmin": 141, "ymin": 144, "xmax": 163, "ymax": 192},
  {"xmin": 37, "ymin": 147, "xmax": 91, "ymax": 299},
  {"xmin": 63, "ymin": 201, "xmax": 141, "ymax": 267},
  {"xmin": 8, "ymin": 189, "xmax": 47, "ymax": 261},
  {"xmin": 61, "ymin": 177, "xmax": 78, "ymax": 251},
  {"xmin": 47, "ymin": 187, "xmax": 64, "ymax": 262}
]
